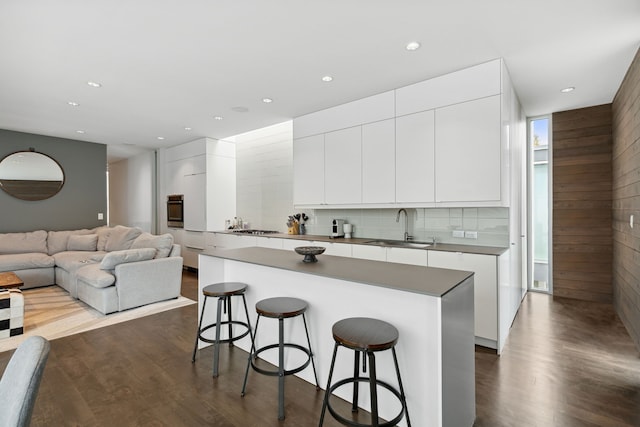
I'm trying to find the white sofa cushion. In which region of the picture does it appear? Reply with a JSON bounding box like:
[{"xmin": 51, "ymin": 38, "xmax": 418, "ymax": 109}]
[
  {"xmin": 47, "ymin": 229, "xmax": 93, "ymax": 255},
  {"xmin": 67, "ymin": 234, "xmax": 98, "ymax": 251},
  {"xmin": 0, "ymin": 253, "xmax": 55, "ymax": 271},
  {"xmin": 53, "ymin": 251, "xmax": 105, "ymax": 273},
  {"xmin": 130, "ymin": 233, "xmax": 174, "ymax": 258},
  {"xmin": 76, "ymin": 264, "xmax": 116, "ymax": 289},
  {"xmin": 0, "ymin": 230, "xmax": 48, "ymax": 255},
  {"xmin": 104, "ymin": 226, "xmax": 143, "ymax": 252},
  {"xmin": 99, "ymin": 248, "xmax": 156, "ymax": 270}
]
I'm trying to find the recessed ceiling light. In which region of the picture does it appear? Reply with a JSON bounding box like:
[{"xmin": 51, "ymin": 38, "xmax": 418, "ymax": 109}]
[
  {"xmin": 561, "ymin": 86, "xmax": 575, "ymax": 93},
  {"xmin": 262, "ymin": 98, "xmax": 273, "ymax": 103},
  {"xmin": 406, "ymin": 41, "xmax": 421, "ymax": 51},
  {"xmin": 76, "ymin": 130, "xmax": 85, "ymax": 134},
  {"xmin": 322, "ymin": 76, "xmax": 333, "ymax": 82},
  {"xmin": 184, "ymin": 127, "xmax": 192, "ymax": 131},
  {"xmin": 213, "ymin": 116, "xmax": 224, "ymax": 120},
  {"xmin": 157, "ymin": 136, "xmax": 165, "ymax": 140},
  {"xmin": 68, "ymin": 101, "xmax": 79, "ymax": 107},
  {"xmin": 87, "ymin": 81, "xmax": 102, "ymax": 88}
]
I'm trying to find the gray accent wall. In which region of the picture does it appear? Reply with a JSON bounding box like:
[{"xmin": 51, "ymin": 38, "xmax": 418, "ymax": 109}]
[{"xmin": 0, "ymin": 129, "xmax": 107, "ymax": 232}]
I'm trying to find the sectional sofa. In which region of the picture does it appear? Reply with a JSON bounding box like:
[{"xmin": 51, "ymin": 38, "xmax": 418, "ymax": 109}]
[{"xmin": 0, "ymin": 225, "xmax": 183, "ymax": 314}]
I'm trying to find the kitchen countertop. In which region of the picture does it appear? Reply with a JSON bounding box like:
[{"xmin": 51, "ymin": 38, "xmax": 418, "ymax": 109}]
[
  {"xmin": 217, "ymin": 230, "xmax": 508, "ymax": 256},
  {"xmin": 202, "ymin": 246, "xmax": 474, "ymax": 298}
]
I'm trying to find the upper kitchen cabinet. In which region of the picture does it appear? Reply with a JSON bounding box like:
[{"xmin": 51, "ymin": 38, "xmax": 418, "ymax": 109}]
[
  {"xmin": 325, "ymin": 126, "xmax": 362, "ymax": 204},
  {"xmin": 435, "ymin": 95, "xmax": 502, "ymax": 204},
  {"xmin": 293, "ymin": 58, "xmax": 520, "ymax": 209},
  {"xmin": 362, "ymin": 119, "xmax": 395, "ymax": 204},
  {"xmin": 395, "ymin": 110, "xmax": 435, "ymax": 204},
  {"xmin": 294, "ymin": 91, "xmax": 395, "ymax": 139},
  {"xmin": 395, "ymin": 59, "xmax": 501, "ymax": 116},
  {"xmin": 293, "ymin": 134, "xmax": 325, "ymax": 205}
]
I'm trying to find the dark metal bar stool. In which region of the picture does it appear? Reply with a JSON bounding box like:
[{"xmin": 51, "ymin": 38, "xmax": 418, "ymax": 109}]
[
  {"xmin": 319, "ymin": 317, "xmax": 411, "ymax": 427},
  {"xmin": 191, "ymin": 282, "xmax": 253, "ymax": 377},
  {"xmin": 241, "ymin": 296, "xmax": 319, "ymax": 420}
]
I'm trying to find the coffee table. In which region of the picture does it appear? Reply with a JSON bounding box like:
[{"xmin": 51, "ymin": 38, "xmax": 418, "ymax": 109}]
[{"xmin": 0, "ymin": 272, "xmax": 24, "ymax": 289}]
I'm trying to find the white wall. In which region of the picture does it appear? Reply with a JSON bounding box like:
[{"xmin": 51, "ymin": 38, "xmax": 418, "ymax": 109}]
[
  {"xmin": 108, "ymin": 150, "xmax": 155, "ymax": 232},
  {"xmin": 235, "ymin": 121, "xmax": 293, "ymax": 231}
]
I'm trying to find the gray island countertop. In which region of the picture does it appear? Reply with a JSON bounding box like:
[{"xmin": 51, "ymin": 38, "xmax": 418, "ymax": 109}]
[{"xmin": 202, "ymin": 246, "xmax": 473, "ymax": 298}]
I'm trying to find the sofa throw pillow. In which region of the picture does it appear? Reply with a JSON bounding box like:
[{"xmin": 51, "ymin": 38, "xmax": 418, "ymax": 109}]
[
  {"xmin": 95, "ymin": 226, "xmax": 111, "ymax": 251},
  {"xmin": 67, "ymin": 234, "xmax": 98, "ymax": 251},
  {"xmin": 47, "ymin": 229, "xmax": 93, "ymax": 255},
  {"xmin": 100, "ymin": 248, "xmax": 157, "ymax": 270},
  {"xmin": 0, "ymin": 230, "xmax": 48, "ymax": 255},
  {"xmin": 130, "ymin": 233, "xmax": 174, "ymax": 258},
  {"xmin": 104, "ymin": 226, "xmax": 143, "ymax": 252}
]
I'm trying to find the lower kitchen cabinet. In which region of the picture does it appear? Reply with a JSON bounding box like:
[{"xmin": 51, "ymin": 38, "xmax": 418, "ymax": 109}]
[
  {"xmin": 351, "ymin": 244, "xmax": 386, "ymax": 261},
  {"xmin": 386, "ymin": 246, "xmax": 428, "ymax": 266},
  {"xmin": 428, "ymin": 250, "xmax": 501, "ymax": 351},
  {"xmin": 313, "ymin": 241, "xmax": 352, "ymax": 257},
  {"xmin": 255, "ymin": 236, "xmax": 284, "ymax": 249}
]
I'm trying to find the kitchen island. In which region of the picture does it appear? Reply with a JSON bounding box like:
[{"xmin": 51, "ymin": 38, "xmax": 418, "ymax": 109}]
[{"xmin": 199, "ymin": 247, "xmax": 475, "ymax": 427}]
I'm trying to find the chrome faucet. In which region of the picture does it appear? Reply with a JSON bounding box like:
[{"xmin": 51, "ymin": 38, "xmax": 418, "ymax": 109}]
[{"xmin": 396, "ymin": 208, "xmax": 412, "ymax": 241}]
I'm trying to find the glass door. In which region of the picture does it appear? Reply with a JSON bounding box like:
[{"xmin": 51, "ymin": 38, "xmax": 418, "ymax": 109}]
[{"xmin": 529, "ymin": 116, "xmax": 551, "ymax": 293}]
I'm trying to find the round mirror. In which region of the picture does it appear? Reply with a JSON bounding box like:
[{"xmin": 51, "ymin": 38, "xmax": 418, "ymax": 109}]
[{"xmin": 0, "ymin": 150, "xmax": 65, "ymax": 201}]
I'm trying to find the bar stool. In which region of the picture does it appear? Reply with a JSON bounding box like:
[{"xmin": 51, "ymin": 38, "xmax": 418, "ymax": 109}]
[
  {"xmin": 319, "ymin": 317, "xmax": 411, "ymax": 427},
  {"xmin": 241, "ymin": 296, "xmax": 319, "ymax": 420},
  {"xmin": 191, "ymin": 282, "xmax": 253, "ymax": 377}
]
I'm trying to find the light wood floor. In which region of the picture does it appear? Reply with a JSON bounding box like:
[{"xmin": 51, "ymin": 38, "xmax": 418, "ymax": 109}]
[{"xmin": 1, "ymin": 271, "xmax": 639, "ymax": 426}]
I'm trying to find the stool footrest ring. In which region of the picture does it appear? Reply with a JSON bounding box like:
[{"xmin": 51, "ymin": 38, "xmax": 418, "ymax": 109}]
[
  {"xmin": 250, "ymin": 343, "xmax": 313, "ymax": 377},
  {"xmin": 198, "ymin": 320, "xmax": 251, "ymax": 345},
  {"xmin": 326, "ymin": 377, "xmax": 406, "ymax": 427}
]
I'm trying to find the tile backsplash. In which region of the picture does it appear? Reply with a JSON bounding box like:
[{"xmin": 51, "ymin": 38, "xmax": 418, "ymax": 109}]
[{"xmin": 304, "ymin": 207, "xmax": 509, "ymax": 247}]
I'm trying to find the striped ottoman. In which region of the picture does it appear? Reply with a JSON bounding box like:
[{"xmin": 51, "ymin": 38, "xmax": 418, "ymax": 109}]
[{"xmin": 0, "ymin": 289, "xmax": 24, "ymax": 338}]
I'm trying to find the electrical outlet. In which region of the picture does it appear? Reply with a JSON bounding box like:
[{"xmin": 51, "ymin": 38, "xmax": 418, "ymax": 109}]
[
  {"xmin": 465, "ymin": 231, "xmax": 478, "ymax": 239},
  {"xmin": 98, "ymin": 213, "xmax": 104, "ymax": 220},
  {"xmin": 452, "ymin": 230, "xmax": 465, "ymax": 238}
]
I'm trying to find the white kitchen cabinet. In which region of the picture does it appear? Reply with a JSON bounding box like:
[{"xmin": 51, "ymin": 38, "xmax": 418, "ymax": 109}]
[
  {"xmin": 428, "ymin": 251, "xmax": 498, "ymax": 348},
  {"xmin": 324, "ymin": 126, "xmax": 362, "ymax": 204},
  {"xmin": 181, "ymin": 230, "xmax": 205, "ymax": 269},
  {"xmin": 163, "ymin": 138, "xmax": 236, "ymax": 232},
  {"xmin": 183, "ymin": 173, "xmax": 206, "ymax": 231},
  {"xmin": 255, "ymin": 236, "xmax": 284, "ymax": 249},
  {"xmin": 294, "ymin": 91, "xmax": 395, "ymax": 139},
  {"xmin": 281, "ymin": 238, "xmax": 313, "ymax": 251},
  {"xmin": 362, "ymin": 119, "xmax": 395, "ymax": 203},
  {"xmin": 212, "ymin": 233, "xmax": 257, "ymax": 249},
  {"xmin": 352, "ymin": 244, "xmax": 386, "ymax": 261},
  {"xmin": 386, "ymin": 247, "xmax": 428, "ymax": 266},
  {"xmin": 395, "ymin": 110, "xmax": 435, "ymax": 203},
  {"xmin": 435, "ymin": 95, "xmax": 501, "ymax": 203},
  {"xmin": 293, "ymin": 135, "xmax": 325, "ymax": 206},
  {"xmin": 312, "ymin": 241, "xmax": 352, "ymax": 257},
  {"xmin": 395, "ymin": 59, "xmax": 501, "ymax": 116}
]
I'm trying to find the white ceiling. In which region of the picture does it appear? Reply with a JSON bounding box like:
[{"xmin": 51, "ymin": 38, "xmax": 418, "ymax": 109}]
[{"xmin": 1, "ymin": 1, "xmax": 639, "ymax": 162}]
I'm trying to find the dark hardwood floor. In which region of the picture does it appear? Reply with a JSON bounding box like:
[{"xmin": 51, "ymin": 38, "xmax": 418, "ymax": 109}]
[{"xmin": 1, "ymin": 270, "xmax": 639, "ymax": 426}]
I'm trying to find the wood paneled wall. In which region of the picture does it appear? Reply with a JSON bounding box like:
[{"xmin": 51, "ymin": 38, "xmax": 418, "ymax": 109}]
[
  {"xmin": 612, "ymin": 47, "xmax": 640, "ymax": 351},
  {"xmin": 552, "ymin": 104, "xmax": 613, "ymax": 303}
]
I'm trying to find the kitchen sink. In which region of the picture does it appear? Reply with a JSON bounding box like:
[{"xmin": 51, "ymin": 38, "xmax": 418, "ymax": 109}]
[{"xmin": 363, "ymin": 240, "xmax": 431, "ymax": 249}]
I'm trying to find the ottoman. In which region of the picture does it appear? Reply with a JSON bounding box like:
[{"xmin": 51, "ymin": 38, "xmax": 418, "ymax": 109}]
[{"xmin": 0, "ymin": 289, "xmax": 24, "ymax": 338}]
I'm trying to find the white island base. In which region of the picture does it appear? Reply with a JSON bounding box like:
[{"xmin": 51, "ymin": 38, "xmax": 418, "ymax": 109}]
[{"xmin": 199, "ymin": 247, "xmax": 475, "ymax": 427}]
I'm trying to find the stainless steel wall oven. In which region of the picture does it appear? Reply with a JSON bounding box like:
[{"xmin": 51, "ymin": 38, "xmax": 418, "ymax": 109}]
[{"xmin": 167, "ymin": 194, "xmax": 184, "ymax": 228}]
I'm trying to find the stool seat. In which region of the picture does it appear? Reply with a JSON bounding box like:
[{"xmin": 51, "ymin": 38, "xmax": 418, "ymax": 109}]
[
  {"xmin": 332, "ymin": 317, "xmax": 398, "ymax": 352},
  {"xmin": 256, "ymin": 297, "xmax": 307, "ymax": 318},
  {"xmin": 203, "ymin": 282, "xmax": 248, "ymax": 297}
]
